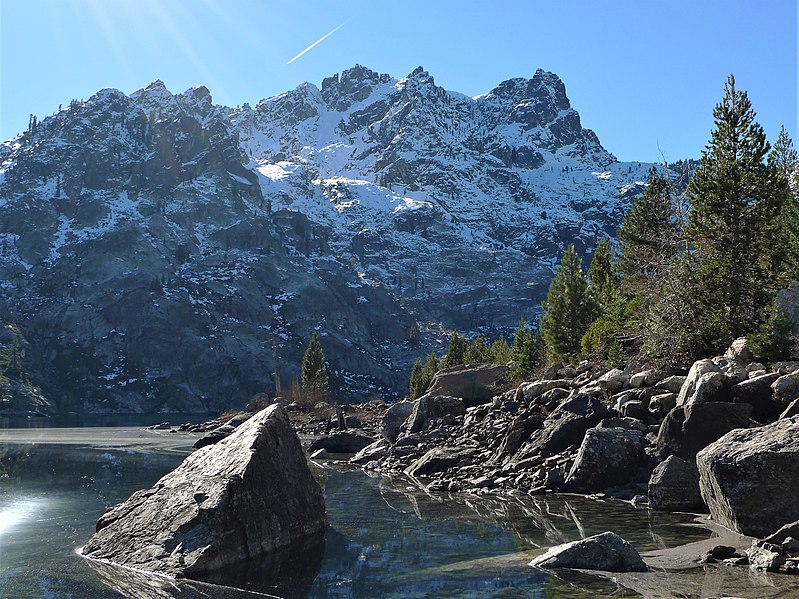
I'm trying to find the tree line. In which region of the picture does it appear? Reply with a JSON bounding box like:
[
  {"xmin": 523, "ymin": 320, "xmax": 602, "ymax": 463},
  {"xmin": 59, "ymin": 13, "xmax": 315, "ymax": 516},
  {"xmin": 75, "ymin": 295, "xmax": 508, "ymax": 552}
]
[{"xmin": 542, "ymin": 75, "xmax": 798, "ymax": 366}]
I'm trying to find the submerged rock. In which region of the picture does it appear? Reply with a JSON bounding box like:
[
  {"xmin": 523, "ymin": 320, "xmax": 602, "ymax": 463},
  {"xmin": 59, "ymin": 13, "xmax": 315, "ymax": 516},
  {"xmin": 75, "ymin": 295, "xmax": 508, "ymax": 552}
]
[
  {"xmin": 81, "ymin": 405, "xmax": 327, "ymax": 580},
  {"xmin": 529, "ymin": 531, "xmax": 647, "ymax": 572}
]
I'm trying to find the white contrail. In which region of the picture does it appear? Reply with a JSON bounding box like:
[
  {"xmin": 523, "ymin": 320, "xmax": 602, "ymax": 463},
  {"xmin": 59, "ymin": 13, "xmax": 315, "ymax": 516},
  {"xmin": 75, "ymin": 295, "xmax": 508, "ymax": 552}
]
[{"xmin": 287, "ymin": 19, "xmax": 350, "ymax": 64}]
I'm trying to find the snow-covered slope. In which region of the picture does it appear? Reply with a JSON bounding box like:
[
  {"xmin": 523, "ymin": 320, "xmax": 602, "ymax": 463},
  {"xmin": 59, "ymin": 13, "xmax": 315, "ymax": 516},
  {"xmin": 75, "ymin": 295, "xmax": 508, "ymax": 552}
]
[{"xmin": 0, "ymin": 65, "xmax": 654, "ymax": 413}]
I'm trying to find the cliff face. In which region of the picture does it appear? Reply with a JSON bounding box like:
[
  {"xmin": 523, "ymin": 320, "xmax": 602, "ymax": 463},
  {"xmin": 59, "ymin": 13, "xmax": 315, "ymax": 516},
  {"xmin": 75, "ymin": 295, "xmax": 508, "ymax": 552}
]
[{"xmin": 0, "ymin": 66, "xmax": 652, "ymax": 413}]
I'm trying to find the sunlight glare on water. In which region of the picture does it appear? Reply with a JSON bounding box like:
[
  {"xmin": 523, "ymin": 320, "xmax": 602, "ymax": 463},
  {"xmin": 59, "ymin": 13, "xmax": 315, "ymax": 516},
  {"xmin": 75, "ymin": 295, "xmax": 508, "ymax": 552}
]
[{"xmin": 0, "ymin": 498, "xmax": 40, "ymax": 537}]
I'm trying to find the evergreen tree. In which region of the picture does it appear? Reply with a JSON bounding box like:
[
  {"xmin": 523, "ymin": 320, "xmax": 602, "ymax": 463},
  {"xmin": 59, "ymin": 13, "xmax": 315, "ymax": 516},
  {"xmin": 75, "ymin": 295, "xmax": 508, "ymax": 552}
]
[
  {"xmin": 769, "ymin": 126, "xmax": 799, "ymax": 279},
  {"xmin": 0, "ymin": 332, "xmax": 25, "ymax": 380},
  {"xmin": 441, "ymin": 332, "xmax": 468, "ymax": 368},
  {"xmin": 510, "ymin": 317, "xmax": 543, "ymax": 379},
  {"xmin": 409, "ymin": 359, "xmax": 424, "ymax": 399},
  {"xmin": 416, "ymin": 351, "xmax": 439, "ymax": 396},
  {"xmin": 618, "ymin": 166, "xmax": 679, "ymax": 289},
  {"xmin": 408, "ymin": 321, "xmax": 421, "ymax": 347},
  {"xmin": 684, "ymin": 74, "xmax": 785, "ymax": 349},
  {"xmin": 301, "ymin": 332, "xmax": 328, "ymax": 397},
  {"xmin": 488, "ymin": 337, "xmax": 513, "ymax": 365},
  {"xmin": 541, "ymin": 245, "xmax": 598, "ymax": 363},
  {"xmin": 587, "ymin": 238, "xmax": 619, "ymax": 308},
  {"xmin": 463, "ymin": 334, "xmax": 490, "ymax": 364}
]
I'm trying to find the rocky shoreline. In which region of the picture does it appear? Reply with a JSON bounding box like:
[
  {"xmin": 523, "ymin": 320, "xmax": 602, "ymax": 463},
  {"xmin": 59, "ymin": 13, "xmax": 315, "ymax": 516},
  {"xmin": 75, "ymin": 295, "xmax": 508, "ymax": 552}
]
[{"xmin": 143, "ymin": 338, "xmax": 799, "ymax": 591}]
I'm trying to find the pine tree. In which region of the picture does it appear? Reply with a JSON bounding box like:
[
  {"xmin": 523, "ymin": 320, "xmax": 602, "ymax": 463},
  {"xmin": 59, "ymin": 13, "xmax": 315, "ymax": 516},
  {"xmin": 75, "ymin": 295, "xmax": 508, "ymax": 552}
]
[
  {"xmin": 510, "ymin": 317, "xmax": 543, "ymax": 379},
  {"xmin": 441, "ymin": 332, "xmax": 468, "ymax": 368},
  {"xmin": 416, "ymin": 351, "xmax": 439, "ymax": 396},
  {"xmin": 463, "ymin": 334, "xmax": 490, "ymax": 364},
  {"xmin": 488, "ymin": 337, "xmax": 513, "ymax": 365},
  {"xmin": 301, "ymin": 332, "xmax": 328, "ymax": 398},
  {"xmin": 685, "ymin": 74, "xmax": 785, "ymax": 349},
  {"xmin": 587, "ymin": 238, "xmax": 619, "ymax": 308},
  {"xmin": 541, "ymin": 245, "xmax": 598, "ymax": 363},
  {"xmin": 617, "ymin": 166, "xmax": 679, "ymax": 289},
  {"xmin": 769, "ymin": 126, "xmax": 799, "ymax": 279},
  {"xmin": 409, "ymin": 359, "xmax": 424, "ymax": 399}
]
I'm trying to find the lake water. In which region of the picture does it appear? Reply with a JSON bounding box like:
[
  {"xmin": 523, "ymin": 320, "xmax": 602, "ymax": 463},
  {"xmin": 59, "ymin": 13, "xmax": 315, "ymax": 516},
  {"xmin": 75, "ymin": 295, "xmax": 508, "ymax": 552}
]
[{"xmin": 0, "ymin": 420, "xmax": 713, "ymax": 598}]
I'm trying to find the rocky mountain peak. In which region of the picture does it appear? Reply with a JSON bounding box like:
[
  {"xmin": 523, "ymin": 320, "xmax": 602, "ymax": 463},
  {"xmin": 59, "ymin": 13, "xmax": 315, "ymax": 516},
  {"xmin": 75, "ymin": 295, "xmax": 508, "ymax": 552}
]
[
  {"xmin": 321, "ymin": 64, "xmax": 391, "ymax": 111},
  {"xmin": 0, "ymin": 65, "xmax": 655, "ymax": 414}
]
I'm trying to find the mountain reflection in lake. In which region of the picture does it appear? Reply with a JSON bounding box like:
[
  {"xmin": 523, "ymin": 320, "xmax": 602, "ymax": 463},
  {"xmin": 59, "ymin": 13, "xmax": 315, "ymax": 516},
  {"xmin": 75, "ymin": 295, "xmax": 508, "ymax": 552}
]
[{"xmin": 0, "ymin": 426, "xmax": 709, "ymax": 598}]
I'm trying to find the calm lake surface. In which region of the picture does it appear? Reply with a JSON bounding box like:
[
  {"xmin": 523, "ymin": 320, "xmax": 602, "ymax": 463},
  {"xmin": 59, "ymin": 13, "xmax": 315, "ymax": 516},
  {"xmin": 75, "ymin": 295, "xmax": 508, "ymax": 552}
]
[{"xmin": 0, "ymin": 419, "xmax": 712, "ymax": 598}]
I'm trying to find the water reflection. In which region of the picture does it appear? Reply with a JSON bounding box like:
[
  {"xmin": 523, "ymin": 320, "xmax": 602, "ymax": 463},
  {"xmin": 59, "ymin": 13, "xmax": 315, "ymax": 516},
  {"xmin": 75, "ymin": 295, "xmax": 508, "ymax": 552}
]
[{"xmin": 0, "ymin": 430, "xmax": 750, "ymax": 599}]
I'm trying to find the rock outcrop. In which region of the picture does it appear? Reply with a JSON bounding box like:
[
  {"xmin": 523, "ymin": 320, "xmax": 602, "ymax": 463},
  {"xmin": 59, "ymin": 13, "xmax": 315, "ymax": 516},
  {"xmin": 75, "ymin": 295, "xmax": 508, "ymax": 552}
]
[
  {"xmin": 696, "ymin": 416, "xmax": 799, "ymax": 538},
  {"xmin": 529, "ymin": 531, "xmax": 647, "ymax": 572},
  {"xmin": 81, "ymin": 405, "xmax": 327, "ymax": 579}
]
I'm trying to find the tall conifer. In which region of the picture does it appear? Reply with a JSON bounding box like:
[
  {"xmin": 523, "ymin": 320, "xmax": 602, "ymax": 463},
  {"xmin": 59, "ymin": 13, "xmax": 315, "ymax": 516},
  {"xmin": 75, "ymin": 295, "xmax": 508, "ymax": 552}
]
[
  {"xmin": 685, "ymin": 74, "xmax": 784, "ymax": 348},
  {"xmin": 541, "ymin": 245, "xmax": 598, "ymax": 362}
]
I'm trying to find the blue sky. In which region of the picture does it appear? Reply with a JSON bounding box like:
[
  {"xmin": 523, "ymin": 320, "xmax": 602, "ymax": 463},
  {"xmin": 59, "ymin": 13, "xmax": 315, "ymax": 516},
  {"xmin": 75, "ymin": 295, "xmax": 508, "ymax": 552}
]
[{"xmin": 1, "ymin": 0, "xmax": 796, "ymax": 162}]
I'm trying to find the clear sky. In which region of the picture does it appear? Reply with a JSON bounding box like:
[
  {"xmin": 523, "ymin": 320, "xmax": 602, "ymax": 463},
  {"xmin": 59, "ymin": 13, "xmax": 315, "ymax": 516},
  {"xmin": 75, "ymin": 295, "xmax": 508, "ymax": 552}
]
[{"xmin": 1, "ymin": 0, "xmax": 796, "ymax": 162}]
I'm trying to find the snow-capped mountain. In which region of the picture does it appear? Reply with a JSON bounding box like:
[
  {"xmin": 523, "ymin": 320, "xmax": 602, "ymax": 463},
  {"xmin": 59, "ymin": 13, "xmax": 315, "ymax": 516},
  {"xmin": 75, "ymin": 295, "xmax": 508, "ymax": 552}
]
[{"xmin": 0, "ymin": 65, "xmax": 654, "ymax": 413}]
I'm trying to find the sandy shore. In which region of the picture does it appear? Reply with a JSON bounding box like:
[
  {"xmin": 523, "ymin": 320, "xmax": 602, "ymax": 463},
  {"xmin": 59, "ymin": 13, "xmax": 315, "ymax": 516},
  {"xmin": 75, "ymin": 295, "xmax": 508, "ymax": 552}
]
[{"xmin": 607, "ymin": 515, "xmax": 799, "ymax": 599}]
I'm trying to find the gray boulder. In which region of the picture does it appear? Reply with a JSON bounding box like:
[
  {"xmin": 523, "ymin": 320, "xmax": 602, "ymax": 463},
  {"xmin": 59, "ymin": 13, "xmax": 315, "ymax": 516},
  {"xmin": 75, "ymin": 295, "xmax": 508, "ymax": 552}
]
[
  {"xmin": 564, "ymin": 427, "xmax": 644, "ymax": 493},
  {"xmin": 696, "ymin": 416, "xmax": 799, "ymax": 537},
  {"xmin": 380, "ymin": 400, "xmax": 415, "ymax": 443},
  {"xmin": 730, "ymin": 372, "xmax": 781, "ymax": 422},
  {"xmin": 425, "ymin": 364, "xmax": 511, "ymax": 407},
  {"xmin": 521, "ymin": 379, "xmax": 571, "ymax": 402},
  {"xmin": 724, "ymin": 336, "xmax": 756, "ymax": 366},
  {"xmin": 647, "ymin": 455, "xmax": 704, "ymax": 511},
  {"xmin": 656, "ymin": 402, "xmax": 752, "ymax": 460},
  {"xmin": 405, "ymin": 447, "xmax": 478, "ymax": 478},
  {"xmin": 630, "ymin": 369, "xmax": 659, "ymax": 388},
  {"xmin": 350, "ymin": 439, "xmax": 390, "ymax": 465},
  {"xmin": 406, "ymin": 395, "xmax": 466, "ymax": 434},
  {"xmin": 772, "ymin": 369, "xmax": 799, "ymax": 403},
  {"xmin": 529, "ymin": 531, "xmax": 647, "ymax": 572},
  {"xmin": 648, "ymin": 392, "xmax": 677, "ymax": 419},
  {"xmin": 597, "ymin": 369, "xmax": 627, "ymax": 393},
  {"xmin": 81, "ymin": 405, "xmax": 327, "ymax": 579},
  {"xmin": 676, "ymin": 359, "xmax": 739, "ymax": 407},
  {"xmin": 655, "ymin": 375, "xmax": 687, "ymax": 394}
]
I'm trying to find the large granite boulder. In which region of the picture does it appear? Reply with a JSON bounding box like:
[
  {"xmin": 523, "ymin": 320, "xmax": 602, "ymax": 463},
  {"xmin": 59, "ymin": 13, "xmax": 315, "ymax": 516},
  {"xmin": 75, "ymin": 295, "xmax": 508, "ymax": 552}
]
[
  {"xmin": 529, "ymin": 531, "xmax": 647, "ymax": 572},
  {"xmin": 405, "ymin": 395, "xmax": 466, "ymax": 434},
  {"xmin": 564, "ymin": 426, "xmax": 644, "ymax": 493},
  {"xmin": 380, "ymin": 400, "xmax": 414, "ymax": 443},
  {"xmin": 696, "ymin": 416, "xmax": 799, "ymax": 538},
  {"xmin": 647, "ymin": 455, "xmax": 704, "ymax": 511},
  {"xmin": 425, "ymin": 364, "xmax": 511, "ymax": 407},
  {"xmin": 656, "ymin": 402, "xmax": 752, "ymax": 460},
  {"xmin": 81, "ymin": 405, "xmax": 327, "ymax": 579}
]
